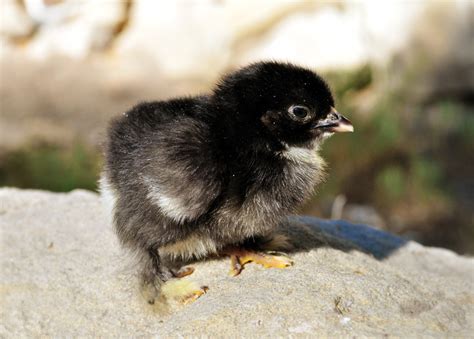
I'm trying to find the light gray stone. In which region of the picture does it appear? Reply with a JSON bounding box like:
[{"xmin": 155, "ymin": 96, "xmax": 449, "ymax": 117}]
[{"xmin": 0, "ymin": 188, "xmax": 473, "ymax": 337}]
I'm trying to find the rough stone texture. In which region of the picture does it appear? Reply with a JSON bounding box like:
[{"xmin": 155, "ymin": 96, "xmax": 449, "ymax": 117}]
[{"xmin": 1, "ymin": 188, "xmax": 473, "ymax": 337}]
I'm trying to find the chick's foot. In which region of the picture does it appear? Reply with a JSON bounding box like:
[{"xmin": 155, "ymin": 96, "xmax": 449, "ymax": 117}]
[
  {"xmin": 161, "ymin": 279, "xmax": 209, "ymax": 305},
  {"xmin": 225, "ymin": 248, "xmax": 293, "ymax": 276}
]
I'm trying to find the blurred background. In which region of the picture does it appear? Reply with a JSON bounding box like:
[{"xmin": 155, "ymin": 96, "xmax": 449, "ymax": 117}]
[{"xmin": 0, "ymin": 0, "xmax": 473, "ymax": 254}]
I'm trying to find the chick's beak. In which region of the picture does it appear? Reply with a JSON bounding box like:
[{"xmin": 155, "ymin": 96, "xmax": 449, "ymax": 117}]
[{"xmin": 313, "ymin": 107, "xmax": 354, "ymax": 133}]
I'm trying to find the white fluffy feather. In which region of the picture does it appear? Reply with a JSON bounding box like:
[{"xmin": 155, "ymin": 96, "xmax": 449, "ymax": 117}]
[
  {"xmin": 98, "ymin": 174, "xmax": 117, "ymax": 224},
  {"xmin": 143, "ymin": 176, "xmax": 202, "ymax": 224}
]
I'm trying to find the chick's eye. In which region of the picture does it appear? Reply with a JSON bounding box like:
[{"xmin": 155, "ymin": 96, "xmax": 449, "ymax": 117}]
[{"xmin": 289, "ymin": 105, "xmax": 310, "ymax": 119}]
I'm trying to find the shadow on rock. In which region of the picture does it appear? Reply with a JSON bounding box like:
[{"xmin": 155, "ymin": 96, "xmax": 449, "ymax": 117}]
[{"xmin": 278, "ymin": 216, "xmax": 408, "ymax": 260}]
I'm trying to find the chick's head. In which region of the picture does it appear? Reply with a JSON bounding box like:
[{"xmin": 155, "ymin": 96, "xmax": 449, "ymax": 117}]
[{"xmin": 214, "ymin": 62, "xmax": 353, "ymax": 148}]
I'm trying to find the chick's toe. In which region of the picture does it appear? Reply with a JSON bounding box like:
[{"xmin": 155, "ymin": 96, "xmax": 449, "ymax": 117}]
[
  {"xmin": 171, "ymin": 266, "xmax": 195, "ymax": 278},
  {"xmin": 180, "ymin": 286, "xmax": 209, "ymax": 305},
  {"xmin": 226, "ymin": 248, "xmax": 294, "ymax": 276},
  {"xmin": 161, "ymin": 279, "xmax": 208, "ymax": 305}
]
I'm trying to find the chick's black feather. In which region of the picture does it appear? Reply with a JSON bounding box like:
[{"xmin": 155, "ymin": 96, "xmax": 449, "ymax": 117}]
[{"xmin": 101, "ymin": 61, "xmax": 340, "ymax": 302}]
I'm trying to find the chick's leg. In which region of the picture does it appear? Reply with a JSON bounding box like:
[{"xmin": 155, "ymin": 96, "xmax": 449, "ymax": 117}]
[
  {"xmin": 140, "ymin": 248, "xmax": 171, "ymax": 305},
  {"xmin": 141, "ymin": 248, "xmax": 206, "ymax": 305},
  {"xmin": 224, "ymin": 234, "xmax": 294, "ymax": 276}
]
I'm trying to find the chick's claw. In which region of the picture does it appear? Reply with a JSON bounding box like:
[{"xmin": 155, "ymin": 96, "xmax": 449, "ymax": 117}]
[
  {"xmin": 171, "ymin": 266, "xmax": 195, "ymax": 278},
  {"xmin": 180, "ymin": 286, "xmax": 209, "ymax": 305},
  {"xmin": 230, "ymin": 254, "xmax": 244, "ymax": 276},
  {"xmin": 227, "ymin": 249, "xmax": 293, "ymax": 276}
]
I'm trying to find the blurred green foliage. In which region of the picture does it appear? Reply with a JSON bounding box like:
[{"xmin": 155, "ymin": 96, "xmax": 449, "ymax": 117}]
[
  {"xmin": 376, "ymin": 165, "xmax": 406, "ymax": 201},
  {"xmin": 327, "ymin": 63, "xmax": 373, "ymax": 99},
  {"xmin": 315, "ymin": 63, "xmax": 473, "ymax": 253},
  {"xmin": 0, "ymin": 143, "xmax": 101, "ymax": 192}
]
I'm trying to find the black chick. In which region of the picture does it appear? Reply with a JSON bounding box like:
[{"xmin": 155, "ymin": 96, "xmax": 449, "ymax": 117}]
[{"xmin": 100, "ymin": 61, "xmax": 353, "ymax": 305}]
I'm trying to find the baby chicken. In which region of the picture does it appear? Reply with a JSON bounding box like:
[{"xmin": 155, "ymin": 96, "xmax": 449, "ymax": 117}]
[{"xmin": 100, "ymin": 62, "xmax": 353, "ymax": 304}]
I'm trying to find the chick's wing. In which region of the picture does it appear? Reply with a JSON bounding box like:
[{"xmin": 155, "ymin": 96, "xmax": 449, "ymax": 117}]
[{"xmin": 141, "ymin": 117, "xmax": 222, "ymax": 223}]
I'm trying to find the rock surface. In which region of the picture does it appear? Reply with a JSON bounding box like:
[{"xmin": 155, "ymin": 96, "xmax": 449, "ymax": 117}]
[{"xmin": 0, "ymin": 188, "xmax": 473, "ymax": 337}]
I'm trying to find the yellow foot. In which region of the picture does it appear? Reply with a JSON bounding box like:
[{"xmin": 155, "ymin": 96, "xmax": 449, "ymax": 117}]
[
  {"xmin": 161, "ymin": 279, "xmax": 208, "ymax": 305},
  {"xmin": 226, "ymin": 249, "xmax": 294, "ymax": 276}
]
